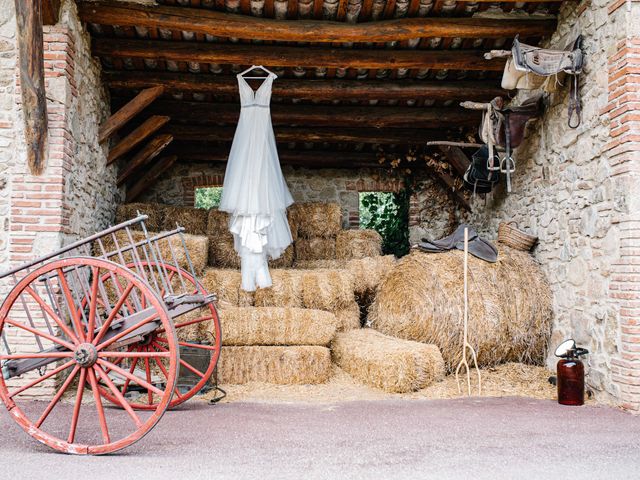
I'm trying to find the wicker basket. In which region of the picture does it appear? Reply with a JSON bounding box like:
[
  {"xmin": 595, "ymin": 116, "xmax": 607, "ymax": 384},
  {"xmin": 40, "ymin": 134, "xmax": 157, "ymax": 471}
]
[{"xmin": 497, "ymin": 222, "xmax": 537, "ymax": 251}]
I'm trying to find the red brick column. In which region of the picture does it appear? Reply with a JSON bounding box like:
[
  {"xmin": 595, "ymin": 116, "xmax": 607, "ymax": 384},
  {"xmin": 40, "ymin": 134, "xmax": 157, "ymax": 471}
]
[
  {"xmin": 604, "ymin": 33, "xmax": 640, "ymax": 412},
  {"xmin": 9, "ymin": 27, "xmax": 76, "ymax": 267}
]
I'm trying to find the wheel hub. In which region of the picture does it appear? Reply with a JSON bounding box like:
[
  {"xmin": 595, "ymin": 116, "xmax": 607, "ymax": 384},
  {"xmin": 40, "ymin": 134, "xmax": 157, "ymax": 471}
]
[{"xmin": 74, "ymin": 343, "xmax": 98, "ymax": 367}]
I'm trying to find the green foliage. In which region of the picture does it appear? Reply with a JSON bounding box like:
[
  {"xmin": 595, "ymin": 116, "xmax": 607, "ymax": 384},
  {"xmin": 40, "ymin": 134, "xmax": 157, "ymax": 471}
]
[
  {"xmin": 195, "ymin": 187, "xmax": 223, "ymax": 209},
  {"xmin": 359, "ymin": 190, "xmax": 410, "ymax": 258}
]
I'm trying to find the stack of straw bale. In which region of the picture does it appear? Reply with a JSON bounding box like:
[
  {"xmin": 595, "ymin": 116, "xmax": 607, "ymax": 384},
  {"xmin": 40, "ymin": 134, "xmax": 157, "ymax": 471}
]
[
  {"xmin": 336, "ymin": 229, "xmax": 382, "ymax": 260},
  {"xmin": 369, "ymin": 247, "xmax": 553, "ymax": 371},
  {"xmin": 162, "ymin": 205, "xmax": 208, "ymax": 235},
  {"xmin": 201, "ymin": 268, "xmax": 254, "ymax": 308},
  {"xmin": 290, "ymin": 203, "xmax": 342, "ymax": 261},
  {"xmin": 217, "ymin": 346, "xmax": 332, "ymax": 385},
  {"xmin": 218, "ymin": 307, "xmax": 337, "ymax": 346},
  {"xmin": 206, "ymin": 210, "xmax": 240, "ymax": 269},
  {"xmin": 332, "ymin": 329, "xmax": 445, "ymax": 393},
  {"xmin": 115, "ymin": 203, "xmax": 165, "ymax": 232}
]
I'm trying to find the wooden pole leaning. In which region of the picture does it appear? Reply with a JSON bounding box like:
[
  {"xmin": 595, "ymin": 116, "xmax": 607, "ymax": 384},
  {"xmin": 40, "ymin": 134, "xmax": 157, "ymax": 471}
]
[{"xmin": 455, "ymin": 227, "xmax": 482, "ymax": 396}]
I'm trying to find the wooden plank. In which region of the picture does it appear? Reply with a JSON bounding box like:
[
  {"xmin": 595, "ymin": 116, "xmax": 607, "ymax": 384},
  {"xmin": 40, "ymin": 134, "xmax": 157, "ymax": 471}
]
[
  {"xmin": 15, "ymin": 0, "xmax": 48, "ymax": 175},
  {"xmin": 42, "ymin": 0, "xmax": 61, "ymax": 25},
  {"xmin": 79, "ymin": 2, "xmax": 557, "ymax": 41},
  {"xmin": 126, "ymin": 155, "xmax": 178, "ymax": 202},
  {"xmin": 166, "ymin": 125, "xmax": 447, "ymax": 144},
  {"xmin": 93, "ymin": 39, "xmax": 506, "ymax": 71},
  {"xmin": 107, "ymin": 115, "xmax": 170, "ymax": 164},
  {"xmin": 437, "ymin": 145, "xmax": 471, "ymax": 176},
  {"xmin": 171, "ymin": 146, "xmax": 385, "ymax": 169},
  {"xmin": 117, "ymin": 133, "xmax": 173, "ymax": 185},
  {"xmin": 116, "ymin": 100, "xmax": 479, "ymax": 128},
  {"xmin": 104, "ymin": 71, "xmax": 505, "ymax": 101},
  {"xmin": 99, "ymin": 86, "xmax": 165, "ymax": 143}
]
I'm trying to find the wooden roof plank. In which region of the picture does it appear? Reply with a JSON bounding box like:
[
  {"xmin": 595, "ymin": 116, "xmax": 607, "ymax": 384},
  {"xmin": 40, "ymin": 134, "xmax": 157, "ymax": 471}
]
[{"xmin": 79, "ymin": 1, "xmax": 557, "ymax": 41}]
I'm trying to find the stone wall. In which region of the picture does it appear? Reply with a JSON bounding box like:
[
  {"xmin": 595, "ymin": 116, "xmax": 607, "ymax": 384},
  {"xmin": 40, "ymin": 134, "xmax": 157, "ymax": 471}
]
[
  {"xmin": 470, "ymin": 0, "xmax": 640, "ymax": 410},
  {"xmin": 138, "ymin": 161, "xmax": 461, "ymax": 241}
]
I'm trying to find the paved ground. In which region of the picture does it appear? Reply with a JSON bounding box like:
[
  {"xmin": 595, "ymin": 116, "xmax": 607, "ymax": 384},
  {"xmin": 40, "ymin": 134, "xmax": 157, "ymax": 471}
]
[{"xmin": 1, "ymin": 397, "xmax": 639, "ymax": 480}]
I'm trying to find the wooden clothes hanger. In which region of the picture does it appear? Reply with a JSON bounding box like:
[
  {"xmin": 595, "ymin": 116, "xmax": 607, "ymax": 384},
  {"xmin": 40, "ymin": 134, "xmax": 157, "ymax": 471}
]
[{"xmin": 239, "ymin": 65, "xmax": 277, "ymax": 80}]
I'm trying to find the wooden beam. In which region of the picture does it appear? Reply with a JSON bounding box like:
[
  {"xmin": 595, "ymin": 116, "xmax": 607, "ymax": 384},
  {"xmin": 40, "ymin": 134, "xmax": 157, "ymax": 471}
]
[
  {"xmin": 437, "ymin": 145, "xmax": 471, "ymax": 176},
  {"xmin": 104, "ymin": 71, "xmax": 505, "ymax": 102},
  {"xmin": 79, "ymin": 1, "xmax": 556, "ymax": 41},
  {"xmin": 42, "ymin": 0, "xmax": 61, "ymax": 25},
  {"xmin": 171, "ymin": 146, "xmax": 385, "ymax": 169},
  {"xmin": 166, "ymin": 125, "xmax": 447, "ymax": 145},
  {"xmin": 114, "ymin": 100, "xmax": 479, "ymax": 129},
  {"xmin": 99, "ymin": 86, "xmax": 164, "ymax": 143},
  {"xmin": 117, "ymin": 133, "xmax": 173, "ymax": 185},
  {"xmin": 108, "ymin": 115, "xmax": 170, "ymax": 164},
  {"xmin": 93, "ymin": 39, "xmax": 506, "ymax": 71},
  {"xmin": 15, "ymin": 0, "xmax": 48, "ymax": 175},
  {"xmin": 425, "ymin": 165, "xmax": 470, "ymax": 210},
  {"xmin": 126, "ymin": 155, "xmax": 178, "ymax": 202}
]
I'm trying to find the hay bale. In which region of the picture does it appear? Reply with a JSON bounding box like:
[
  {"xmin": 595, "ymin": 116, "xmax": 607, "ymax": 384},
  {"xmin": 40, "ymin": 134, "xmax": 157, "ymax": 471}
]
[
  {"xmin": 97, "ymin": 230, "xmax": 208, "ymax": 275},
  {"xmin": 217, "ymin": 346, "xmax": 332, "ymax": 384},
  {"xmin": 302, "ymin": 269, "xmax": 355, "ymax": 311},
  {"xmin": 208, "ymin": 236, "xmax": 240, "ymax": 269},
  {"xmin": 201, "ymin": 268, "xmax": 254, "ymax": 308},
  {"xmin": 334, "ymin": 301, "xmax": 361, "ymax": 331},
  {"xmin": 287, "ymin": 208, "xmax": 299, "ymax": 243},
  {"xmin": 218, "ymin": 307, "xmax": 337, "ymax": 346},
  {"xmin": 162, "ymin": 206, "xmax": 208, "ymax": 235},
  {"xmin": 332, "ymin": 329, "xmax": 445, "ymax": 393},
  {"xmin": 290, "ymin": 202, "xmax": 342, "ymax": 238},
  {"xmin": 336, "ymin": 229, "xmax": 382, "ymax": 260},
  {"xmin": 295, "ymin": 237, "xmax": 336, "ymax": 261},
  {"xmin": 294, "ymin": 259, "xmax": 342, "ymax": 269},
  {"xmin": 347, "ymin": 255, "xmax": 397, "ymax": 298},
  {"xmin": 207, "ymin": 209, "xmax": 230, "ymax": 236},
  {"xmin": 115, "ymin": 203, "xmax": 164, "ymax": 231},
  {"xmin": 254, "ymin": 269, "xmax": 304, "ymax": 308},
  {"xmin": 369, "ymin": 248, "xmax": 552, "ymax": 371},
  {"xmin": 269, "ymin": 245, "xmax": 295, "ymax": 268}
]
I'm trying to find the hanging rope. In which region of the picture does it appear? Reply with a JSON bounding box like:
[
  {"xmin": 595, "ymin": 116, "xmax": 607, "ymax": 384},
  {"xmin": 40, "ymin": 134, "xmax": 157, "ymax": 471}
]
[{"xmin": 455, "ymin": 227, "xmax": 482, "ymax": 396}]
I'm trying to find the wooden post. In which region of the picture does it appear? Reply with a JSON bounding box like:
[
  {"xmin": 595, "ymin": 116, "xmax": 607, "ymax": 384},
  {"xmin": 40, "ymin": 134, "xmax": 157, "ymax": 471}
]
[
  {"xmin": 126, "ymin": 155, "xmax": 178, "ymax": 202},
  {"xmin": 15, "ymin": 0, "xmax": 48, "ymax": 175},
  {"xmin": 42, "ymin": 0, "xmax": 61, "ymax": 25},
  {"xmin": 99, "ymin": 86, "xmax": 164, "ymax": 143}
]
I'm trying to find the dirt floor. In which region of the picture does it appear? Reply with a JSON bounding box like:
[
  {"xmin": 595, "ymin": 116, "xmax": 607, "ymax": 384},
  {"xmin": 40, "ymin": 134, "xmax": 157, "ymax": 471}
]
[{"xmin": 205, "ymin": 363, "xmax": 580, "ymax": 404}]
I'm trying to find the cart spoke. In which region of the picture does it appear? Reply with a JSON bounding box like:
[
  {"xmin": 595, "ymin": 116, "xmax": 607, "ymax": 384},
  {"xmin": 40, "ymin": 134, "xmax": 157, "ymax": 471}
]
[
  {"xmin": 97, "ymin": 359, "xmax": 164, "ymax": 396},
  {"xmin": 35, "ymin": 365, "xmax": 80, "ymax": 428},
  {"xmin": 149, "ymin": 345, "xmax": 182, "ymax": 400},
  {"xmin": 9, "ymin": 360, "xmax": 75, "ymax": 399},
  {"xmin": 152, "ymin": 341, "xmax": 205, "ymax": 379},
  {"xmin": 156, "ymin": 336, "xmax": 218, "ymax": 352},
  {"xmin": 87, "ymin": 367, "xmax": 110, "ymax": 444},
  {"xmin": 93, "ymin": 364, "xmax": 143, "ymax": 428},
  {"xmin": 0, "ymin": 352, "xmax": 74, "ymax": 360},
  {"xmin": 144, "ymin": 349, "xmax": 153, "ymax": 405},
  {"xmin": 5, "ymin": 318, "xmax": 75, "ymax": 351},
  {"xmin": 158, "ymin": 315, "xmax": 215, "ymax": 334},
  {"xmin": 57, "ymin": 268, "xmax": 87, "ymax": 342},
  {"xmin": 120, "ymin": 355, "xmax": 140, "ymax": 397},
  {"xmin": 86, "ymin": 266, "xmax": 100, "ymax": 342},
  {"xmin": 68, "ymin": 368, "xmax": 88, "ymax": 444},
  {"xmin": 25, "ymin": 286, "xmax": 80, "ymax": 345},
  {"xmin": 98, "ymin": 351, "xmax": 171, "ymax": 358},
  {"xmin": 92, "ymin": 282, "xmax": 135, "ymax": 346}
]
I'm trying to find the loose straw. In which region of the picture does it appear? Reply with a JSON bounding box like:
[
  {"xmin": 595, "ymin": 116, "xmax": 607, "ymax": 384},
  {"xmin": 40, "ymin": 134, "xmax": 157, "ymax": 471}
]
[{"xmin": 455, "ymin": 227, "xmax": 482, "ymax": 396}]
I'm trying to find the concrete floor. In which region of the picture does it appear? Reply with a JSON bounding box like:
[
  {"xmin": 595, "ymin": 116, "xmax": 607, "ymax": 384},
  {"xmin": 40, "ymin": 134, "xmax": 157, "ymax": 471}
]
[{"xmin": 1, "ymin": 397, "xmax": 639, "ymax": 480}]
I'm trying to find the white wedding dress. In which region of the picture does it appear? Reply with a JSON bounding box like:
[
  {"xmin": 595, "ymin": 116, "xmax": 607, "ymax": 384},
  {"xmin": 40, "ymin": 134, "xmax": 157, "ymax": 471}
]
[{"xmin": 218, "ymin": 71, "xmax": 294, "ymax": 291}]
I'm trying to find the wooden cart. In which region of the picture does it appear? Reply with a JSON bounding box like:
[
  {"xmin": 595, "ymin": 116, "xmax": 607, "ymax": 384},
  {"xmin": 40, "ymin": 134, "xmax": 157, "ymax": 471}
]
[{"xmin": 0, "ymin": 215, "xmax": 221, "ymax": 454}]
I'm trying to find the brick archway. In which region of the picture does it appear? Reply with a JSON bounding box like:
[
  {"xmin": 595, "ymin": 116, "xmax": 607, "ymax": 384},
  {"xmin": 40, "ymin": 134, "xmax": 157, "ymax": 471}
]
[{"xmin": 182, "ymin": 174, "xmax": 224, "ymax": 207}]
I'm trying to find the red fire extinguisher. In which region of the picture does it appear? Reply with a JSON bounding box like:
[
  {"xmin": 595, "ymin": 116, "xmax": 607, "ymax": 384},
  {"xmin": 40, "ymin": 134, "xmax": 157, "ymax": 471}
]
[{"xmin": 554, "ymin": 339, "xmax": 589, "ymax": 406}]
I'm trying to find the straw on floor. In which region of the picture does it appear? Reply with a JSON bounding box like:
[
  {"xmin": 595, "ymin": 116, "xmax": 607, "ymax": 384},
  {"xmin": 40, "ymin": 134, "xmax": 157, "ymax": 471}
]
[
  {"xmin": 217, "ymin": 307, "xmax": 337, "ymax": 346},
  {"xmin": 368, "ymin": 248, "xmax": 552, "ymax": 371},
  {"xmin": 332, "ymin": 329, "xmax": 445, "ymax": 393},
  {"xmin": 217, "ymin": 346, "xmax": 332, "ymax": 384}
]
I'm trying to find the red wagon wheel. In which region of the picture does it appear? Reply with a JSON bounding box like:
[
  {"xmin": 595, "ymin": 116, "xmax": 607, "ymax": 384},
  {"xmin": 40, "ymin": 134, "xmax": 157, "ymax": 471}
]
[
  {"xmin": 95, "ymin": 262, "xmax": 221, "ymax": 409},
  {"xmin": 0, "ymin": 257, "xmax": 179, "ymax": 455}
]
